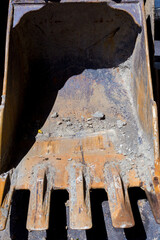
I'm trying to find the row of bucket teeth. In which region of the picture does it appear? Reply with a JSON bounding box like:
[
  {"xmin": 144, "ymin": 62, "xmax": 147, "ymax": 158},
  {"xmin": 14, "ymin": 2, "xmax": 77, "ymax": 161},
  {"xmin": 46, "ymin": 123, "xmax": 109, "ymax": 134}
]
[
  {"xmin": 0, "ymin": 167, "xmax": 160, "ymax": 231},
  {"xmin": 145, "ymin": 187, "xmax": 160, "ymax": 224}
]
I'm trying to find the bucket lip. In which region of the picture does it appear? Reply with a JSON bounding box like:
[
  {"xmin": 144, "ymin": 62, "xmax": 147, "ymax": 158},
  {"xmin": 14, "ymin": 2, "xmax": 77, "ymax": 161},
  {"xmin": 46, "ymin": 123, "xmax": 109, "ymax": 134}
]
[
  {"xmin": 11, "ymin": 0, "xmax": 140, "ymax": 4},
  {"xmin": 11, "ymin": 0, "xmax": 142, "ymax": 28}
]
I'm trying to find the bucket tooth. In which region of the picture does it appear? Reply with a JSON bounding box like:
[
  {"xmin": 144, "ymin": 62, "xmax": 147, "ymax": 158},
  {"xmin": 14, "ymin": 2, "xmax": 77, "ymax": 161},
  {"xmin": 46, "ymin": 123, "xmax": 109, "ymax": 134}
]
[
  {"xmin": 27, "ymin": 167, "xmax": 51, "ymax": 231},
  {"xmin": 145, "ymin": 177, "xmax": 160, "ymax": 224},
  {"xmin": 0, "ymin": 172, "xmax": 14, "ymax": 230},
  {"xmin": 69, "ymin": 166, "xmax": 92, "ymax": 230},
  {"xmin": 104, "ymin": 166, "xmax": 135, "ymax": 228},
  {"xmin": 145, "ymin": 190, "xmax": 160, "ymax": 223}
]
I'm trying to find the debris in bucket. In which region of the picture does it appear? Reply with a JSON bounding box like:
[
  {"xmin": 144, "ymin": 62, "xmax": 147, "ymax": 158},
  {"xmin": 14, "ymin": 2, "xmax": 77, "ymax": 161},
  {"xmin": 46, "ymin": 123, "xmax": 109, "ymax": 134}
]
[
  {"xmin": 92, "ymin": 111, "xmax": 105, "ymax": 120},
  {"xmin": 87, "ymin": 122, "xmax": 93, "ymax": 128},
  {"xmin": 57, "ymin": 121, "xmax": 62, "ymax": 125},
  {"xmin": 62, "ymin": 117, "xmax": 71, "ymax": 122},
  {"xmin": 87, "ymin": 118, "xmax": 92, "ymax": 121},
  {"xmin": 51, "ymin": 112, "xmax": 59, "ymax": 118},
  {"xmin": 67, "ymin": 122, "xmax": 72, "ymax": 126},
  {"xmin": 116, "ymin": 120, "xmax": 127, "ymax": 128}
]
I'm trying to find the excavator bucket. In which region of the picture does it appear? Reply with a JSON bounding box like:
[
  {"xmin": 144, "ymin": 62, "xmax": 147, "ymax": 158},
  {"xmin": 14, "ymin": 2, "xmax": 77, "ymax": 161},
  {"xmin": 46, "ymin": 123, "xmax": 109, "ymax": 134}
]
[{"xmin": 0, "ymin": 0, "xmax": 159, "ymax": 232}]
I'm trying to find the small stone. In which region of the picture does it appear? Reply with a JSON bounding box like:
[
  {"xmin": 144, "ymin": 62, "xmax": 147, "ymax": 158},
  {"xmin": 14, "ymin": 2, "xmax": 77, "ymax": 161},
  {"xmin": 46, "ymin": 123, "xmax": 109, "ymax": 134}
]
[
  {"xmin": 51, "ymin": 112, "xmax": 59, "ymax": 118},
  {"xmin": 57, "ymin": 121, "xmax": 62, "ymax": 125},
  {"xmin": 87, "ymin": 118, "xmax": 92, "ymax": 121},
  {"xmin": 68, "ymin": 158, "xmax": 72, "ymax": 161},
  {"xmin": 62, "ymin": 117, "xmax": 70, "ymax": 122},
  {"xmin": 116, "ymin": 120, "xmax": 127, "ymax": 128},
  {"xmin": 92, "ymin": 111, "xmax": 105, "ymax": 120},
  {"xmin": 66, "ymin": 122, "xmax": 72, "ymax": 126}
]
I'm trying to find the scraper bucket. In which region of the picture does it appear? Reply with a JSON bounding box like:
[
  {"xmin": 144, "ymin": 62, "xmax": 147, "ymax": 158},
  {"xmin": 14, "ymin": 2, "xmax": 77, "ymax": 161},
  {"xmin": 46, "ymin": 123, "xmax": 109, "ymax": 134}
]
[{"xmin": 0, "ymin": 0, "xmax": 159, "ymax": 232}]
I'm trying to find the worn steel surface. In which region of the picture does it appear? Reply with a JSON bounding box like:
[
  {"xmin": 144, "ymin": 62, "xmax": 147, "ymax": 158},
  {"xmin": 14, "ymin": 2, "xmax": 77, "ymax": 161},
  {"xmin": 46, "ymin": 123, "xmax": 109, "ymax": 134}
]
[{"xmin": 0, "ymin": 0, "xmax": 159, "ymax": 233}]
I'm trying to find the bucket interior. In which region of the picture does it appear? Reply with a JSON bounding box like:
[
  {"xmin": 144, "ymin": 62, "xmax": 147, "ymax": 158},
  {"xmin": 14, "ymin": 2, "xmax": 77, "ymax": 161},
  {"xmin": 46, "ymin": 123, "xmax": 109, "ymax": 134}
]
[{"xmin": 1, "ymin": 3, "xmax": 153, "ymax": 173}]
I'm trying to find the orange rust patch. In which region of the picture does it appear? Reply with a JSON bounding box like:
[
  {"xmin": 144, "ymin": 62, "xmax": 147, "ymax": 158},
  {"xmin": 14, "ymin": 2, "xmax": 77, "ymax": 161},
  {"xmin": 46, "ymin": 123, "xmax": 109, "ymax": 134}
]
[{"xmin": 128, "ymin": 169, "xmax": 141, "ymax": 187}]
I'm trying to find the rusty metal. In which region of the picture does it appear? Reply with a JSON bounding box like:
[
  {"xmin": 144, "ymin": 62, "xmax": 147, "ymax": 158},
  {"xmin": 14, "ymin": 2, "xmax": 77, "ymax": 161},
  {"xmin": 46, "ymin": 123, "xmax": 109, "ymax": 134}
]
[{"xmin": 0, "ymin": 0, "xmax": 159, "ymax": 232}]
